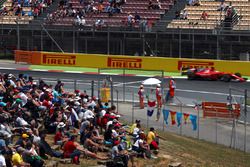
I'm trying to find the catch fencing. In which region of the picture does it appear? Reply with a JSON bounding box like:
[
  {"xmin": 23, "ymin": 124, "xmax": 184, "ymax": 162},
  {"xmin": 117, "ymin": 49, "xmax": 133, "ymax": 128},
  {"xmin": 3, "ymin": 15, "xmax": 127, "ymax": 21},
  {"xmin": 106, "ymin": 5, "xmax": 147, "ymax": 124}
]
[{"xmin": 33, "ymin": 76, "xmax": 250, "ymax": 153}]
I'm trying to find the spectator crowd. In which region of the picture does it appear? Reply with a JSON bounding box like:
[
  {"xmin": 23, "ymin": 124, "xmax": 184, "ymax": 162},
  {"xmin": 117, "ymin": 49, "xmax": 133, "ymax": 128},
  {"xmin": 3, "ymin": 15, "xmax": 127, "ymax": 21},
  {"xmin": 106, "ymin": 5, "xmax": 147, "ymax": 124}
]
[
  {"xmin": 0, "ymin": 72, "xmax": 159, "ymax": 167},
  {"xmin": 0, "ymin": 0, "xmax": 52, "ymax": 17}
]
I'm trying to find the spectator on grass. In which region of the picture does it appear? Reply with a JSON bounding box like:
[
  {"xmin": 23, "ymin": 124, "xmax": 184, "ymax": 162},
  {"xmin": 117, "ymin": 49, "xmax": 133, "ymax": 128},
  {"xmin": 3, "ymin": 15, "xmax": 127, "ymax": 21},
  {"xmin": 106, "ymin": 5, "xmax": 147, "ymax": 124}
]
[
  {"xmin": 63, "ymin": 135, "xmax": 107, "ymax": 164},
  {"xmin": 39, "ymin": 132, "xmax": 63, "ymax": 159},
  {"xmin": 132, "ymin": 132, "xmax": 151, "ymax": 159},
  {"xmin": 147, "ymin": 127, "xmax": 159, "ymax": 151}
]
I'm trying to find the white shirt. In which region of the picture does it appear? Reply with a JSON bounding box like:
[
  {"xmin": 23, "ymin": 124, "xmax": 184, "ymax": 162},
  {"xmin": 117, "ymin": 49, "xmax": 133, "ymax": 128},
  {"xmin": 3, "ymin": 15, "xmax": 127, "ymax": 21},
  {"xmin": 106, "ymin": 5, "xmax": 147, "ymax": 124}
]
[
  {"xmin": 0, "ymin": 154, "xmax": 6, "ymax": 167},
  {"xmin": 9, "ymin": 80, "xmax": 17, "ymax": 88},
  {"xmin": 133, "ymin": 139, "xmax": 143, "ymax": 148},
  {"xmin": 106, "ymin": 120, "xmax": 113, "ymax": 130},
  {"xmin": 71, "ymin": 108, "xmax": 79, "ymax": 121},
  {"xmin": 16, "ymin": 117, "xmax": 29, "ymax": 126},
  {"xmin": 84, "ymin": 109, "xmax": 94, "ymax": 120},
  {"xmin": 100, "ymin": 110, "xmax": 106, "ymax": 118},
  {"xmin": 133, "ymin": 127, "xmax": 140, "ymax": 136},
  {"xmin": 18, "ymin": 92, "xmax": 28, "ymax": 106},
  {"xmin": 112, "ymin": 129, "xmax": 119, "ymax": 138}
]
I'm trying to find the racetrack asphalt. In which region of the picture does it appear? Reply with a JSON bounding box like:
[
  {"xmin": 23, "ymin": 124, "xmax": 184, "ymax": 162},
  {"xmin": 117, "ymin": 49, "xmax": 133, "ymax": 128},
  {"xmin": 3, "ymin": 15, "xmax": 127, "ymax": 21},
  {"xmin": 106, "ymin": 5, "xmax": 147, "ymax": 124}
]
[{"xmin": 0, "ymin": 60, "xmax": 250, "ymax": 152}]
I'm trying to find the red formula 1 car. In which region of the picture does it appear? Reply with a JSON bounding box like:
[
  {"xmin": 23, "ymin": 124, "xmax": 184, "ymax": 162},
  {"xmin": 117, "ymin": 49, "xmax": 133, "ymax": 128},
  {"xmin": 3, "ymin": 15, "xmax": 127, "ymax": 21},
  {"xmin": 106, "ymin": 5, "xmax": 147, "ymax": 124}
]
[{"xmin": 185, "ymin": 68, "xmax": 247, "ymax": 82}]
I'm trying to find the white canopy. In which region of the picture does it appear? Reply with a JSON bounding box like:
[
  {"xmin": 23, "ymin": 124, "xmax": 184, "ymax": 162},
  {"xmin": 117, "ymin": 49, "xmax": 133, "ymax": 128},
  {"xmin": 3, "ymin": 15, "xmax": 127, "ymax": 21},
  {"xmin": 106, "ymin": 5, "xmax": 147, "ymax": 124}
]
[{"xmin": 142, "ymin": 78, "xmax": 161, "ymax": 85}]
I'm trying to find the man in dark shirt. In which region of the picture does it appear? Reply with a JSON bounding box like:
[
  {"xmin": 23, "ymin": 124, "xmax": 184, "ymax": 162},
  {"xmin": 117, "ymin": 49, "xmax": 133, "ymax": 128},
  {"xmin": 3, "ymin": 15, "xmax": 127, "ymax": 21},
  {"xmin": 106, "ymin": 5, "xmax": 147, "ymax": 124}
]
[
  {"xmin": 39, "ymin": 132, "xmax": 63, "ymax": 159},
  {"xmin": 104, "ymin": 124, "xmax": 114, "ymax": 142}
]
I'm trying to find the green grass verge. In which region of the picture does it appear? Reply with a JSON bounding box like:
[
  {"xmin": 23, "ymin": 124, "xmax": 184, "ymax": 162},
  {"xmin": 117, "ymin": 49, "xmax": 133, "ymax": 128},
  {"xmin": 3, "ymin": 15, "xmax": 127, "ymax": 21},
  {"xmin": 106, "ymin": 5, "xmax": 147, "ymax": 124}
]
[{"xmin": 30, "ymin": 65, "xmax": 182, "ymax": 77}]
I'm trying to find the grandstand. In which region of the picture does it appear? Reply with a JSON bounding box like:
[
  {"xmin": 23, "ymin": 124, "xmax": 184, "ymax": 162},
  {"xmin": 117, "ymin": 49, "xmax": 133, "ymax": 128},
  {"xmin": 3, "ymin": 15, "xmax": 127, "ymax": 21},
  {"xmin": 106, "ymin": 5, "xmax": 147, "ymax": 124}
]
[
  {"xmin": 45, "ymin": 0, "xmax": 174, "ymax": 28},
  {"xmin": 0, "ymin": 0, "xmax": 52, "ymax": 24},
  {"xmin": 166, "ymin": 0, "xmax": 250, "ymax": 30}
]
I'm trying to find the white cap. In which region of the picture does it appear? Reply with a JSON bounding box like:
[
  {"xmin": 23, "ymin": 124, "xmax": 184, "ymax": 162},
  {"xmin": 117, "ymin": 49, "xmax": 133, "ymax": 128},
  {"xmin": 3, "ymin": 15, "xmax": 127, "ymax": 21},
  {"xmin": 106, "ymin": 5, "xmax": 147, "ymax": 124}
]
[
  {"xmin": 57, "ymin": 122, "xmax": 66, "ymax": 129},
  {"xmin": 75, "ymin": 101, "xmax": 80, "ymax": 106},
  {"xmin": 74, "ymin": 96, "xmax": 81, "ymax": 101}
]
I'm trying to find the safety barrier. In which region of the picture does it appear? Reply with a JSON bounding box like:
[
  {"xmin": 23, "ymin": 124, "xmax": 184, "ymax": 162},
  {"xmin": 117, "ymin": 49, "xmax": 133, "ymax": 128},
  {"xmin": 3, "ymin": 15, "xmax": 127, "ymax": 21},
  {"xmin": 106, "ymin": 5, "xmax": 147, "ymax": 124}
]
[
  {"xmin": 202, "ymin": 102, "xmax": 241, "ymax": 118},
  {"xmin": 14, "ymin": 50, "xmax": 250, "ymax": 75}
]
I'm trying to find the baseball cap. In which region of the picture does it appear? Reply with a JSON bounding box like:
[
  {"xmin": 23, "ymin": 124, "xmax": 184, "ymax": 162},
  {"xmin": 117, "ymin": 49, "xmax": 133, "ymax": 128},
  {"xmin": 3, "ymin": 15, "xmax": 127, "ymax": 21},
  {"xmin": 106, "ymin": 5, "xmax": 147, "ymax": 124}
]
[{"xmin": 22, "ymin": 134, "xmax": 29, "ymax": 139}]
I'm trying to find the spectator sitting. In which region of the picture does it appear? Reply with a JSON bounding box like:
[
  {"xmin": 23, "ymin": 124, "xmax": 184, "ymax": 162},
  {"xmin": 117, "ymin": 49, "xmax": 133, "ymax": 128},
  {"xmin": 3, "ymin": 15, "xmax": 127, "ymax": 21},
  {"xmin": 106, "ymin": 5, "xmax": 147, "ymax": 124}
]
[
  {"xmin": 148, "ymin": 0, "xmax": 153, "ymax": 9},
  {"xmin": 181, "ymin": 10, "xmax": 188, "ymax": 20},
  {"xmin": 155, "ymin": 0, "xmax": 161, "ymax": 9},
  {"xmin": 147, "ymin": 127, "xmax": 159, "ymax": 152},
  {"xmin": 217, "ymin": 1, "xmax": 226, "ymax": 11},
  {"xmin": 200, "ymin": 11, "xmax": 208, "ymax": 20},
  {"xmin": 130, "ymin": 119, "xmax": 140, "ymax": 135},
  {"xmin": 74, "ymin": 15, "xmax": 81, "ymax": 25},
  {"xmin": 12, "ymin": 147, "xmax": 30, "ymax": 167},
  {"xmin": 98, "ymin": 3, "xmax": 104, "ymax": 13},
  {"xmin": 193, "ymin": 0, "xmax": 201, "ymax": 6},
  {"xmin": 63, "ymin": 135, "xmax": 107, "ymax": 164},
  {"xmin": 39, "ymin": 132, "xmax": 63, "ymax": 159},
  {"xmin": 132, "ymin": 132, "xmax": 151, "ymax": 159},
  {"xmin": 127, "ymin": 13, "xmax": 134, "ymax": 26},
  {"xmin": 175, "ymin": 10, "xmax": 180, "ymax": 19},
  {"xmin": 81, "ymin": 16, "xmax": 86, "ymax": 26}
]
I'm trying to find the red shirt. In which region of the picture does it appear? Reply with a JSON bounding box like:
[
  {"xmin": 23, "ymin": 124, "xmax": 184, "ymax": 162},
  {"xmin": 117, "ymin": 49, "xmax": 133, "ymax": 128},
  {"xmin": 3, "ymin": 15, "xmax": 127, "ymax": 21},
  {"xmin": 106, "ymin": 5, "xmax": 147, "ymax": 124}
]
[
  {"xmin": 54, "ymin": 131, "xmax": 63, "ymax": 144},
  {"xmin": 63, "ymin": 141, "xmax": 76, "ymax": 158}
]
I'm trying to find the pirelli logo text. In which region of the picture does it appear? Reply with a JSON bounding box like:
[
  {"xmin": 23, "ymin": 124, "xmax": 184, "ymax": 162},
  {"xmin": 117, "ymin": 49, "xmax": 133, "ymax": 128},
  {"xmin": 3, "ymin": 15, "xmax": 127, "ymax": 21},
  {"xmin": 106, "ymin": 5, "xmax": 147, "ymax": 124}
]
[
  {"xmin": 42, "ymin": 54, "xmax": 76, "ymax": 65},
  {"xmin": 107, "ymin": 57, "xmax": 142, "ymax": 69},
  {"xmin": 178, "ymin": 60, "xmax": 214, "ymax": 70}
]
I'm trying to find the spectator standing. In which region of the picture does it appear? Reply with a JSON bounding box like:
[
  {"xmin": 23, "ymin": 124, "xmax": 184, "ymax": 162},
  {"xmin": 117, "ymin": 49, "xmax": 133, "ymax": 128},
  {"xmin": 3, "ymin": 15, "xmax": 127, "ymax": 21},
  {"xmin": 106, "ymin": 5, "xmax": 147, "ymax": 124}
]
[
  {"xmin": 134, "ymin": 12, "xmax": 141, "ymax": 22},
  {"xmin": 217, "ymin": 1, "xmax": 226, "ymax": 11},
  {"xmin": 155, "ymin": 84, "xmax": 162, "ymax": 121},
  {"xmin": 138, "ymin": 85, "xmax": 144, "ymax": 109},
  {"xmin": 165, "ymin": 78, "xmax": 176, "ymax": 103},
  {"xmin": 181, "ymin": 10, "xmax": 188, "ymax": 20},
  {"xmin": 127, "ymin": 13, "xmax": 134, "ymax": 27}
]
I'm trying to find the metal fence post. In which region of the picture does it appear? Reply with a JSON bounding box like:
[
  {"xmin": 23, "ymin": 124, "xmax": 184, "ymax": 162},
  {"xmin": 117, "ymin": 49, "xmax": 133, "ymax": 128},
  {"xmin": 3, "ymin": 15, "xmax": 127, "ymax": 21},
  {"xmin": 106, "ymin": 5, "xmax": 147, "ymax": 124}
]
[
  {"xmin": 162, "ymin": 110, "xmax": 165, "ymax": 132},
  {"xmin": 244, "ymin": 89, "xmax": 247, "ymax": 152},
  {"xmin": 98, "ymin": 69, "xmax": 100, "ymax": 99},
  {"xmin": 215, "ymin": 106, "xmax": 218, "ymax": 144},
  {"xmin": 116, "ymin": 89, "xmax": 119, "ymax": 113},
  {"xmin": 180, "ymin": 103, "xmax": 183, "ymax": 136},
  {"xmin": 110, "ymin": 76, "xmax": 114, "ymax": 106},
  {"xmin": 197, "ymin": 104, "xmax": 200, "ymax": 139},
  {"xmin": 123, "ymin": 69, "xmax": 125, "ymax": 102},
  {"xmin": 74, "ymin": 80, "xmax": 77, "ymax": 91},
  {"xmin": 132, "ymin": 88, "xmax": 134, "ymax": 124},
  {"xmin": 91, "ymin": 80, "xmax": 94, "ymax": 98}
]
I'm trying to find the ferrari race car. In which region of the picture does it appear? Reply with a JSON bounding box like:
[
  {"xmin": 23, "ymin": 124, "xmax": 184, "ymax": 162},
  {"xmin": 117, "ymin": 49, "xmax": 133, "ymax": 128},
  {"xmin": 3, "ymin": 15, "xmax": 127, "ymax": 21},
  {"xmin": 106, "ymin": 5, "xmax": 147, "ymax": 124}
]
[{"xmin": 183, "ymin": 68, "xmax": 247, "ymax": 82}]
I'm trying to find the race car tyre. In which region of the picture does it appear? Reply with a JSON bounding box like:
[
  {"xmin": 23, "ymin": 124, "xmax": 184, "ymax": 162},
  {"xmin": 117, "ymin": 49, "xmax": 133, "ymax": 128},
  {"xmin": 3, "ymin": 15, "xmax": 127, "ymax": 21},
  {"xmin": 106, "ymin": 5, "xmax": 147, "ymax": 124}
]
[
  {"xmin": 222, "ymin": 74, "xmax": 231, "ymax": 82},
  {"xmin": 235, "ymin": 72, "xmax": 242, "ymax": 78}
]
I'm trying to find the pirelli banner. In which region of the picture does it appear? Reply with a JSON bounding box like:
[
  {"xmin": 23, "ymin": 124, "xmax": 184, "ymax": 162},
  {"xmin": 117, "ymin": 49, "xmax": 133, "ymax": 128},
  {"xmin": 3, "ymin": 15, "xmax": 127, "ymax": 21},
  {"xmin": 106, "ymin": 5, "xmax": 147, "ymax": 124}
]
[{"xmin": 14, "ymin": 50, "xmax": 250, "ymax": 75}]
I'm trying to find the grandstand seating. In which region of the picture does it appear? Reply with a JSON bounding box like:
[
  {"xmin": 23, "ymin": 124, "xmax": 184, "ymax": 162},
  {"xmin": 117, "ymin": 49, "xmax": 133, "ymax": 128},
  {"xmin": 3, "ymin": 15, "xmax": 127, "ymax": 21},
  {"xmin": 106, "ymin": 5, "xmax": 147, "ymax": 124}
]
[
  {"xmin": 46, "ymin": 0, "xmax": 174, "ymax": 28},
  {"xmin": 0, "ymin": 0, "xmax": 52, "ymax": 24},
  {"xmin": 167, "ymin": 0, "xmax": 250, "ymax": 30}
]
